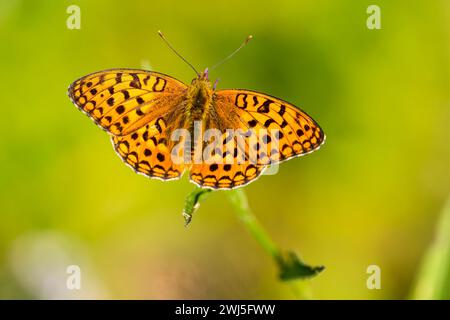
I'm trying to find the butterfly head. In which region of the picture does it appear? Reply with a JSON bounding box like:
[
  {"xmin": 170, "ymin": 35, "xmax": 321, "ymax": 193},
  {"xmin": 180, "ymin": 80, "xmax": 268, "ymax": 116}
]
[{"xmin": 191, "ymin": 68, "xmax": 212, "ymax": 87}]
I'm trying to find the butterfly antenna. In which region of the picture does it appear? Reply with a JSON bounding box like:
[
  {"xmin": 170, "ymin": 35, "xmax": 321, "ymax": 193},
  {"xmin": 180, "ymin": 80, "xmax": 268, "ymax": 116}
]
[
  {"xmin": 210, "ymin": 35, "xmax": 253, "ymax": 71},
  {"xmin": 158, "ymin": 30, "xmax": 199, "ymax": 76}
]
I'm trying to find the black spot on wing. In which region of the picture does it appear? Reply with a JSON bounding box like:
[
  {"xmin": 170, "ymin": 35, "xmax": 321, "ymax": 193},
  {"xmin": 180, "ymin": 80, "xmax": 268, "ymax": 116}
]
[
  {"xmin": 257, "ymin": 99, "xmax": 272, "ymax": 113},
  {"xmin": 129, "ymin": 73, "xmax": 142, "ymax": 89}
]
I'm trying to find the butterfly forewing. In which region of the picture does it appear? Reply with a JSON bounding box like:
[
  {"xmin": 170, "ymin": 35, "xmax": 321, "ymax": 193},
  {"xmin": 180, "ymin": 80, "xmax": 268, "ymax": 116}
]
[
  {"xmin": 214, "ymin": 89, "xmax": 325, "ymax": 161},
  {"xmin": 68, "ymin": 69, "xmax": 187, "ymax": 136}
]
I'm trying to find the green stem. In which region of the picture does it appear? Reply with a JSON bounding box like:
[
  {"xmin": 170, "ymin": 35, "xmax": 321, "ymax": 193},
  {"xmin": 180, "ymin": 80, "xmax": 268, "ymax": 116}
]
[
  {"xmin": 182, "ymin": 187, "xmax": 324, "ymax": 299},
  {"xmin": 227, "ymin": 189, "xmax": 324, "ymax": 282},
  {"xmin": 410, "ymin": 195, "xmax": 450, "ymax": 299},
  {"xmin": 227, "ymin": 189, "xmax": 281, "ymax": 261}
]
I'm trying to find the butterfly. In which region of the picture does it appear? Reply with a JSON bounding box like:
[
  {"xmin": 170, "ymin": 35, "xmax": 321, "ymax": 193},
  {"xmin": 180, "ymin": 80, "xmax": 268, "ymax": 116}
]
[{"xmin": 67, "ymin": 34, "xmax": 325, "ymax": 190}]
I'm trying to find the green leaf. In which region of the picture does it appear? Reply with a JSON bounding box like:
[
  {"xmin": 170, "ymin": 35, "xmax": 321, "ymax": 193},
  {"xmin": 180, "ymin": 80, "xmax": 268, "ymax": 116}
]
[
  {"xmin": 182, "ymin": 187, "xmax": 212, "ymax": 226},
  {"xmin": 277, "ymin": 251, "xmax": 325, "ymax": 281}
]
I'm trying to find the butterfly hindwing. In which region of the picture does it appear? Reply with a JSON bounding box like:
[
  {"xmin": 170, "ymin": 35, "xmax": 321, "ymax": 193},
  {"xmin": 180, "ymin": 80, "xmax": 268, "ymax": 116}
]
[
  {"xmin": 112, "ymin": 123, "xmax": 185, "ymax": 180},
  {"xmin": 189, "ymin": 162, "xmax": 265, "ymax": 189}
]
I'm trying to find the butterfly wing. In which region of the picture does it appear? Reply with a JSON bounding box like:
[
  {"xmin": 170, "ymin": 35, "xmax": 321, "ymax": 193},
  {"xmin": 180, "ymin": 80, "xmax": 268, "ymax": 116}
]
[
  {"xmin": 188, "ymin": 89, "xmax": 325, "ymax": 189},
  {"xmin": 68, "ymin": 68, "xmax": 187, "ymax": 136},
  {"xmin": 215, "ymin": 89, "xmax": 326, "ymax": 160},
  {"xmin": 111, "ymin": 126, "xmax": 185, "ymax": 180},
  {"xmin": 68, "ymin": 69, "xmax": 188, "ymax": 180},
  {"xmin": 190, "ymin": 162, "xmax": 266, "ymax": 189}
]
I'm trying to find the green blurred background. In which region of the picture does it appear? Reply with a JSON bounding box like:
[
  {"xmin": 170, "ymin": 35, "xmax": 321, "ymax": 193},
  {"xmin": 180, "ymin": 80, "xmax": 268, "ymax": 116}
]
[{"xmin": 0, "ymin": 0, "xmax": 449, "ymax": 299}]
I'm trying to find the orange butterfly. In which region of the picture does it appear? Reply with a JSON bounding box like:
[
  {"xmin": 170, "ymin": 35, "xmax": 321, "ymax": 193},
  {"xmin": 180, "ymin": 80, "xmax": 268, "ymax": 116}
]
[{"xmin": 67, "ymin": 32, "xmax": 325, "ymax": 189}]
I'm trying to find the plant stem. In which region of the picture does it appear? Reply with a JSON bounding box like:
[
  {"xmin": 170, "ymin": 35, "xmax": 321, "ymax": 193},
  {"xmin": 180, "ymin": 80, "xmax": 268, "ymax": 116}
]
[
  {"xmin": 227, "ymin": 188, "xmax": 324, "ymax": 299},
  {"xmin": 227, "ymin": 188, "xmax": 281, "ymax": 260},
  {"xmin": 182, "ymin": 187, "xmax": 324, "ymax": 299},
  {"xmin": 410, "ymin": 195, "xmax": 450, "ymax": 299}
]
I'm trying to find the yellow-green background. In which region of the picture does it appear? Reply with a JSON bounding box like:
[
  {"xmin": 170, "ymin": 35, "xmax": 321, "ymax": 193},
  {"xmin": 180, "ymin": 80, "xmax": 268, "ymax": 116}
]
[{"xmin": 0, "ymin": 0, "xmax": 449, "ymax": 299}]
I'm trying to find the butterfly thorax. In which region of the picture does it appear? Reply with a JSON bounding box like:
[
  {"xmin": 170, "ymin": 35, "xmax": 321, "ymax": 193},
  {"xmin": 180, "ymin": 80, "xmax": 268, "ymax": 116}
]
[
  {"xmin": 185, "ymin": 78, "xmax": 213, "ymax": 122},
  {"xmin": 180, "ymin": 77, "xmax": 214, "ymax": 160}
]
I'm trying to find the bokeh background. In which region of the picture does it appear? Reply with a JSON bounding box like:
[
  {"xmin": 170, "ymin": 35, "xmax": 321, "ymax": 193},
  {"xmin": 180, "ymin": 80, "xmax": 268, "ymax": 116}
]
[{"xmin": 0, "ymin": 0, "xmax": 449, "ymax": 299}]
